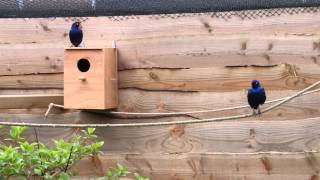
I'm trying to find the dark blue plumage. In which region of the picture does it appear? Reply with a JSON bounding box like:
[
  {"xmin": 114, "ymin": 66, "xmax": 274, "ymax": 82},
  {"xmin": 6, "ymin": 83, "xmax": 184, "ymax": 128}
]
[
  {"xmin": 247, "ymin": 80, "xmax": 266, "ymax": 113},
  {"xmin": 69, "ymin": 22, "xmax": 83, "ymax": 47}
]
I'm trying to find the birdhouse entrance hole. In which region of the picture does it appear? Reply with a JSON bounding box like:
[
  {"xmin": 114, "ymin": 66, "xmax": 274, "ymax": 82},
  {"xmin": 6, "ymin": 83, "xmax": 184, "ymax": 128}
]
[{"xmin": 77, "ymin": 58, "xmax": 90, "ymax": 72}]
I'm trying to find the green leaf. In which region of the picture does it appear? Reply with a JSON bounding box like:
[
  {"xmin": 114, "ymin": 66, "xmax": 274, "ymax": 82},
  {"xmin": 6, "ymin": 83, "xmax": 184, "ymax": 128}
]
[
  {"xmin": 9, "ymin": 126, "xmax": 27, "ymax": 141},
  {"xmin": 87, "ymin": 128, "xmax": 96, "ymax": 135},
  {"xmin": 34, "ymin": 168, "xmax": 42, "ymax": 176},
  {"xmin": 58, "ymin": 172, "xmax": 69, "ymax": 180},
  {"xmin": 134, "ymin": 173, "xmax": 149, "ymax": 180},
  {"xmin": 91, "ymin": 141, "xmax": 104, "ymax": 153}
]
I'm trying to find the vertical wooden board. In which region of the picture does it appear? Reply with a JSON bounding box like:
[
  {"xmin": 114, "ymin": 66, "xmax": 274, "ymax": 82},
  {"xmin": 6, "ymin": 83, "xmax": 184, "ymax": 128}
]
[{"xmin": 104, "ymin": 48, "xmax": 118, "ymax": 109}]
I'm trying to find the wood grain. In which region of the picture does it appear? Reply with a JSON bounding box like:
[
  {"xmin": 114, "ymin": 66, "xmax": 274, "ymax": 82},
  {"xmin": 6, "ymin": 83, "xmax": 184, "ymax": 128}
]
[
  {"xmin": 1, "ymin": 11, "xmax": 320, "ymax": 44},
  {"xmin": 1, "ymin": 64, "xmax": 319, "ymax": 91},
  {"xmin": 116, "ymin": 35, "xmax": 320, "ymax": 69},
  {"xmin": 2, "ymin": 113, "xmax": 320, "ymax": 153},
  {"xmin": 1, "ymin": 9, "xmax": 320, "ymax": 179},
  {"xmin": 117, "ymin": 89, "xmax": 320, "ymax": 120},
  {"xmin": 0, "ymin": 36, "xmax": 319, "ymax": 73},
  {"xmin": 0, "ymin": 44, "xmax": 63, "ymax": 75},
  {"xmin": 73, "ymin": 152, "xmax": 320, "ymax": 180},
  {"xmin": 0, "ymin": 73, "xmax": 62, "ymax": 89},
  {"xmin": 0, "ymin": 11, "xmax": 320, "ymax": 74},
  {"xmin": 0, "ymin": 94, "xmax": 63, "ymax": 109},
  {"xmin": 0, "ymin": 87, "xmax": 318, "ymax": 119},
  {"xmin": 0, "ymin": 89, "xmax": 62, "ymax": 95},
  {"xmin": 1, "ymin": 88, "xmax": 319, "ymax": 119},
  {"xmin": 119, "ymin": 64, "xmax": 320, "ymax": 91},
  {"xmin": 93, "ymin": 117, "xmax": 320, "ymax": 153}
]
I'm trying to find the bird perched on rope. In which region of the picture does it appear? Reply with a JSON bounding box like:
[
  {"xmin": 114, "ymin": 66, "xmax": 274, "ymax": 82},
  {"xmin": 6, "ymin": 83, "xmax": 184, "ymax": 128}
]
[
  {"xmin": 69, "ymin": 22, "xmax": 83, "ymax": 47},
  {"xmin": 247, "ymin": 80, "xmax": 266, "ymax": 115}
]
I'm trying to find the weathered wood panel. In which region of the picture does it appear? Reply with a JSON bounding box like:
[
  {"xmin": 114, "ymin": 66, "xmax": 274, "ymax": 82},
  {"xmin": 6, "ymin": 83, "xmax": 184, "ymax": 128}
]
[
  {"xmin": 93, "ymin": 117, "xmax": 320, "ymax": 153},
  {"xmin": 0, "ymin": 94, "xmax": 63, "ymax": 109},
  {"xmin": 73, "ymin": 152, "xmax": 320, "ymax": 180},
  {"xmin": 120, "ymin": 64, "xmax": 320, "ymax": 91},
  {"xmin": 2, "ymin": 113, "xmax": 320, "ymax": 153},
  {"xmin": 1, "ymin": 12, "xmax": 320, "ymax": 44},
  {"xmin": 1, "ymin": 65, "xmax": 320, "ymax": 91},
  {"xmin": 117, "ymin": 89, "xmax": 320, "ymax": 120},
  {"xmin": 0, "ymin": 45, "xmax": 63, "ymax": 75},
  {"xmin": 116, "ymin": 35, "xmax": 320, "ymax": 69},
  {"xmin": 1, "ymin": 36, "xmax": 319, "ymax": 73},
  {"xmin": 0, "ymin": 11, "xmax": 320, "ymax": 74},
  {"xmin": 1, "ymin": 88, "xmax": 319, "ymax": 121},
  {"xmin": 0, "ymin": 9, "xmax": 320, "ymax": 180},
  {"xmin": 0, "ymin": 73, "xmax": 62, "ymax": 89},
  {"xmin": 0, "ymin": 89, "xmax": 62, "ymax": 95}
]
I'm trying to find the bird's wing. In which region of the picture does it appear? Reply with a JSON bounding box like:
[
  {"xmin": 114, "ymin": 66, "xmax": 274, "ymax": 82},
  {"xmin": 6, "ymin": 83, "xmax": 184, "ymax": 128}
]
[
  {"xmin": 247, "ymin": 89, "xmax": 256, "ymax": 108},
  {"xmin": 260, "ymin": 88, "xmax": 266, "ymax": 104}
]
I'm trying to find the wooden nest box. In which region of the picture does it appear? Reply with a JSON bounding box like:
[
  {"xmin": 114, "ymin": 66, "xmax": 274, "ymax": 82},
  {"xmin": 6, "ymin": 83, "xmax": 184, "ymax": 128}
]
[{"xmin": 64, "ymin": 47, "xmax": 118, "ymax": 109}]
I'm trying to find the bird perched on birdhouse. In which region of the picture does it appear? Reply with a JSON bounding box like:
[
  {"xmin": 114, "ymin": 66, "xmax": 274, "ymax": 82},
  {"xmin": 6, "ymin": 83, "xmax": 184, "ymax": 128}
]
[
  {"xmin": 247, "ymin": 80, "xmax": 266, "ymax": 115},
  {"xmin": 69, "ymin": 22, "xmax": 83, "ymax": 47}
]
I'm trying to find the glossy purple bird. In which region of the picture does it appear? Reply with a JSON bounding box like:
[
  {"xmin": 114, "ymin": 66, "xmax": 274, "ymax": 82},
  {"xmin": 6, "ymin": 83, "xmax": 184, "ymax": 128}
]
[
  {"xmin": 247, "ymin": 80, "xmax": 266, "ymax": 115},
  {"xmin": 69, "ymin": 22, "xmax": 83, "ymax": 47}
]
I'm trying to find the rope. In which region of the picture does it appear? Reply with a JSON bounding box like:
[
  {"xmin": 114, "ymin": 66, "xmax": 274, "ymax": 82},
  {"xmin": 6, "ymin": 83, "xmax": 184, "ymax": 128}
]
[
  {"xmin": 1, "ymin": 80, "xmax": 320, "ymax": 128},
  {"xmin": 46, "ymin": 87, "xmax": 320, "ymax": 116}
]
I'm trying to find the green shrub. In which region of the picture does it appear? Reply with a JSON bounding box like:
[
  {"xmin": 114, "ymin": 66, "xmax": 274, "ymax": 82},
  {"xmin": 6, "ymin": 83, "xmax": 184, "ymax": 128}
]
[
  {"xmin": 0, "ymin": 126, "xmax": 149, "ymax": 180},
  {"xmin": 0, "ymin": 126, "xmax": 103, "ymax": 180}
]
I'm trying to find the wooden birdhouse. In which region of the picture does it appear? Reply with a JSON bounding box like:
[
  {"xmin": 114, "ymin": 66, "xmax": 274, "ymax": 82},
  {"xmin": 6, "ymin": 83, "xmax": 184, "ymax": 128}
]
[{"xmin": 64, "ymin": 47, "xmax": 118, "ymax": 109}]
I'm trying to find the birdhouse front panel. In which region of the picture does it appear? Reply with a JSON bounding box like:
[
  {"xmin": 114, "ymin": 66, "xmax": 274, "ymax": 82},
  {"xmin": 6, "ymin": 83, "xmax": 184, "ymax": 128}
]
[{"xmin": 64, "ymin": 48, "xmax": 118, "ymax": 109}]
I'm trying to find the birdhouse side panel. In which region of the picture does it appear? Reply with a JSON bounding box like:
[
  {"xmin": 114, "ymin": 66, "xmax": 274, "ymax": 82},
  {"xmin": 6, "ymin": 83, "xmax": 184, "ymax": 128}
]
[
  {"xmin": 104, "ymin": 48, "xmax": 118, "ymax": 109},
  {"xmin": 64, "ymin": 49, "xmax": 106, "ymax": 109}
]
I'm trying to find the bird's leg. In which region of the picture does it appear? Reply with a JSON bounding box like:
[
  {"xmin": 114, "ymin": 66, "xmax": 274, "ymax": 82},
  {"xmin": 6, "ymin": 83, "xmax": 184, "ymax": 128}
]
[
  {"xmin": 252, "ymin": 109, "xmax": 257, "ymax": 116},
  {"xmin": 258, "ymin": 107, "xmax": 262, "ymax": 115},
  {"xmin": 79, "ymin": 41, "xmax": 85, "ymax": 47}
]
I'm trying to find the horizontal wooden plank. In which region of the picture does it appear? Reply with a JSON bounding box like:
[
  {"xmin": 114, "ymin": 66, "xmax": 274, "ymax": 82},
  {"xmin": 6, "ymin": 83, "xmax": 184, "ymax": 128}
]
[
  {"xmin": 3, "ymin": 64, "xmax": 320, "ymax": 91},
  {"xmin": 0, "ymin": 11, "xmax": 320, "ymax": 74},
  {"xmin": 73, "ymin": 152, "xmax": 320, "ymax": 180},
  {"xmin": 117, "ymin": 89, "xmax": 320, "ymax": 120},
  {"xmin": 0, "ymin": 89, "xmax": 62, "ymax": 95},
  {"xmin": 119, "ymin": 64, "xmax": 320, "ymax": 91},
  {"xmin": 117, "ymin": 35, "xmax": 320, "ymax": 69},
  {"xmin": 1, "ymin": 11, "xmax": 320, "ymax": 44},
  {"xmin": 2, "ymin": 113, "xmax": 320, "ymax": 153},
  {"xmin": 0, "ymin": 73, "xmax": 63, "ymax": 89},
  {"xmin": 1, "ymin": 87, "xmax": 319, "ymax": 119},
  {"xmin": 0, "ymin": 94, "xmax": 63, "ymax": 109},
  {"xmin": 1, "ymin": 35, "xmax": 319, "ymax": 74},
  {"xmin": 94, "ymin": 117, "xmax": 320, "ymax": 153},
  {"xmin": 0, "ymin": 45, "xmax": 63, "ymax": 75}
]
